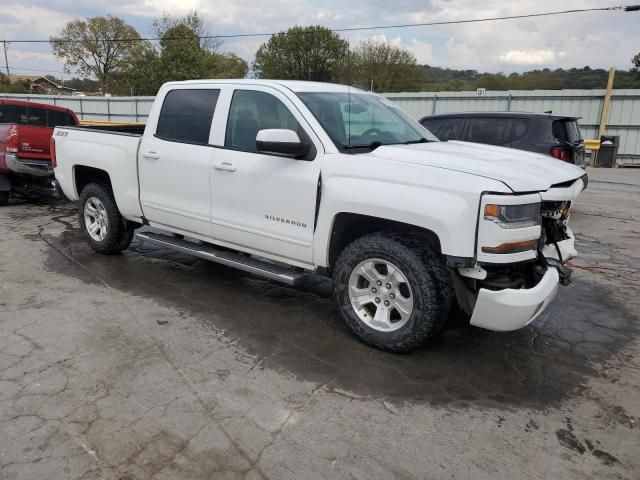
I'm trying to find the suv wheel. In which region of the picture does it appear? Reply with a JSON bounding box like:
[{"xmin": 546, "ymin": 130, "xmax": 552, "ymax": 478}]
[
  {"xmin": 79, "ymin": 182, "xmax": 133, "ymax": 254},
  {"xmin": 333, "ymin": 232, "xmax": 452, "ymax": 353}
]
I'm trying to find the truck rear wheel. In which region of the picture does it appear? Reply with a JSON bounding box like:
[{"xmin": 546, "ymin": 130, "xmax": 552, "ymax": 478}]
[
  {"xmin": 333, "ymin": 232, "xmax": 452, "ymax": 353},
  {"xmin": 0, "ymin": 191, "xmax": 8, "ymax": 206},
  {"xmin": 79, "ymin": 182, "xmax": 133, "ymax": 255}
]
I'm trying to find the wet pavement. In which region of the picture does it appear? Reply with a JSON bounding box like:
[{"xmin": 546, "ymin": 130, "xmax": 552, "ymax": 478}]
[{"xmin": 1, "ymin": 167, "xmax": 639, "ymax": 479}]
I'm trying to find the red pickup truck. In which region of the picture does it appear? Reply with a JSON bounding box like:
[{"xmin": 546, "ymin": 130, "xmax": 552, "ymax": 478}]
[{"xmin": 0, "ymin": 99, "xmax": 79, "ymax": 205}]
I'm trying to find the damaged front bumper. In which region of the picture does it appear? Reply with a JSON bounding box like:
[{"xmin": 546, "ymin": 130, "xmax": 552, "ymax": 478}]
[{"xmin": 469, "ymin": 267, "xmax": 559, "ymax": 331}]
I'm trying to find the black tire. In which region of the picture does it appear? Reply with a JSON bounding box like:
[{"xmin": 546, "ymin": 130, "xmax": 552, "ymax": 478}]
[
  {"xmin": 333, "ymin": 232, "xmax": 453, "ymax": 353},
  {"xmin": 0, "ymin": 191, "xmax": 8, "ymax": 206},
  {"xmin": 79, "ymin": 182, "xmax": 134, "ymax": 255}
]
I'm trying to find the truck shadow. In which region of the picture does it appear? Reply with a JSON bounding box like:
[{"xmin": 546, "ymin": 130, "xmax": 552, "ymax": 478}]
[{"xmin": 44, "ymin": 217, "xmax": 638, "ymax": 411}]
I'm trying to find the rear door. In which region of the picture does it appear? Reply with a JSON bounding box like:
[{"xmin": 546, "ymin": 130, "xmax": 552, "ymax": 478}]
[{"xmin": 138, "ymin": 88, "xmax": 221, "ymax": 237}]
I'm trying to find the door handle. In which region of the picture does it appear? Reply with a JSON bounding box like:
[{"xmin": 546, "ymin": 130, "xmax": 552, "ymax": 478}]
[
  {"xmin": 142, "ymin": 151, "xmax": 160, "ymax": 160},
  {"xmin": 214, "ymin": 162, "xmax": 236, "ymax": 172}
]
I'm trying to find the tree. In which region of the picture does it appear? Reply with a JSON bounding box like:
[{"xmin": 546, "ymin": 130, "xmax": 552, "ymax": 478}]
[
  {"xmin": 120, "ymin": 12, "xmax": 248, "ymax": 96},
  {"xmin": 253, "ymin": 26, "xmax": 348, "ymax": 81},
  {"xmin": 51, "ymin": 16, "xmax": 149, "ymax": 94},
  {"xmin": 208, "ymin": 53, "xmax": 248, "ymax": 78},
  {"xmin": 633, "ymin": 52, "xmax": 640, "ymax": 71},
  {"xmin": 336, "ymin": 40, "xmax": 424, "ymax": 92},
  {"xmin": 153, "ymin": 11, "xmax": 221, "ymax": 53}
]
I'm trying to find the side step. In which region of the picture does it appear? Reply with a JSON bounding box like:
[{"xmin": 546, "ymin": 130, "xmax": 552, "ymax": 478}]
[{"xmin": 135, "ymin": 231, "xmax": 304, "ymax": 286}]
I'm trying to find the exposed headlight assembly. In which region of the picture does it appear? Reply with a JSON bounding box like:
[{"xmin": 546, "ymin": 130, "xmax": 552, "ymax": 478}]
[{"xmin": 484, "ymin": 203, "xmax": 540, "ymax": 229}]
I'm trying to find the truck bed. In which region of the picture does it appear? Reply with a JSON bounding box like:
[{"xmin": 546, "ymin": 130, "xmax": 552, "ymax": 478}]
[{"xmin": 53, "ymin": 125, "xmax": 145, "ymax": 221}]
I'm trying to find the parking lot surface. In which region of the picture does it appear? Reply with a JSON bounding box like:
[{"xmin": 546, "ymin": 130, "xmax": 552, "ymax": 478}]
[{"xmin": 1, "ymin": 167, "xmax": 639, "ymax": 479}]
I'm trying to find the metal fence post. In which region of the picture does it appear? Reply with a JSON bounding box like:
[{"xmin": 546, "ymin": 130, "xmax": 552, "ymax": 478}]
[
  {"xmin": 507, "ymin": 94, "xmax": 512, "ymax": 112},
  {"xmin": 107, "ymin": 98, "xmax": 111, "ymax": 122},
  {"xmin": 432, "ymin": 94, "xmax": 438, "ymax": 114}
]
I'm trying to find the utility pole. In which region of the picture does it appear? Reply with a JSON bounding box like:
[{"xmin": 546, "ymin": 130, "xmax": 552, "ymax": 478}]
[{"xmin": 2, "ymin": 41, "xmax": 9, "ymax": 78}]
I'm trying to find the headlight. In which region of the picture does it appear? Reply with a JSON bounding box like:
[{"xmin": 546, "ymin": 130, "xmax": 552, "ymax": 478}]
[{"xmin": 484, "ymin": 203, "xmax": 540, "ymax": 229}]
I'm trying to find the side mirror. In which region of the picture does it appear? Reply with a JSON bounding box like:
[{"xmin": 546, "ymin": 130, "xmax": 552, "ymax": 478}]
[{"xmin": 256, "ymin": 129, "xmax": 310, "ymax": 158}]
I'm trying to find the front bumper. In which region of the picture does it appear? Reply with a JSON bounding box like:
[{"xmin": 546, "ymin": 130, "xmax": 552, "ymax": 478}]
[{"xmin": 469, "ymin": 267, "xmax": 559, "ymax": 331}]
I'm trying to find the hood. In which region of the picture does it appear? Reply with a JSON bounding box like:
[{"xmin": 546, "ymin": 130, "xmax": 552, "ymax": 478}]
[{"xmin": 368, "ymin": 141, "xmax": 585, "ymax": 192}]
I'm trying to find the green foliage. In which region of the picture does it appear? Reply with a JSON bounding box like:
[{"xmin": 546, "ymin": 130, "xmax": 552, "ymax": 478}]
[
  {"xmin": 633, "ymin": 52, "xmax": 640, "ymax": 71},
  {"xmin": 0, "ymin": 74, "xmax": 30, "ymax": 93},
  {"xmin": 50, "ymin": 16, "xmax": 150, "ymax": 94},
  {"xmin": 420, "ymin": 65, "xmax": 640, "ymax": 91},
  {"xmin": 118, "ymin": 12, "xmax": 248, "ymax": 96},
  {"xmin": 253, "ymin": 26, "xmax": 348, "ymax": 81},
  {"xmin": 336, "ymin": 40, "xmax": 424, "ymax": 92}
]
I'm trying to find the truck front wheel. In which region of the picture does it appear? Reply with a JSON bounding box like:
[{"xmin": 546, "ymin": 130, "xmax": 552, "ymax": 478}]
[
  {"xmin": 333, "ymin": 232, "xmax": 452, "ymax": 353},
  {"xmin": 79, "ymin": 182, "xmax": 133, "ymax": 255}
]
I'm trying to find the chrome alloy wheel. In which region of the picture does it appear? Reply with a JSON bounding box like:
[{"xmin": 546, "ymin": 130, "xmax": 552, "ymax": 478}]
[
  {"xmin": 348, "ymin": 258, "xmax": 414, "ymax": 332},
  {"xmin": 84, "ymin": 197, "xmax": 109, "ymax": 242}
]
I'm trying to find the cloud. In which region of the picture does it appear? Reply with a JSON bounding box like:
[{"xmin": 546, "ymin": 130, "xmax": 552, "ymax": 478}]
[
  {"xmin": 2, "ymin": 0, "xmax": 640, "ymax": 78},
  {"xmin": 499, "ymin": 49, "xmax": 558, "ymax": 65}
]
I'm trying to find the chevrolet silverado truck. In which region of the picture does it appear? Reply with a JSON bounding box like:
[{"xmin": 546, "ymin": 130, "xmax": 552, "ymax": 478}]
[
  {"xmin": 52, "ymin": 80, "xmax": 587, "ymax": 352},
  {"xmin": 0, "ymin": 99, "xmax": 79, "ymax": 204}
]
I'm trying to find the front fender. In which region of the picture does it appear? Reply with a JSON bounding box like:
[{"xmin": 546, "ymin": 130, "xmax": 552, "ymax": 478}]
[{"xmin": 313, "ymin": 175, "xmax": 497, "ymax": 267}]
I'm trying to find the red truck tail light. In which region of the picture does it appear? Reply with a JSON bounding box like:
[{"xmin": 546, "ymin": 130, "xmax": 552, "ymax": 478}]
[
  {"xmin": 551, "ymin": 146, "xmax": 570, "ymax": 161},
  {"xmin": 6, "ymin": 125, "xmax": 19, "ymax": 153},
  {"xmin": 50, "ymin": 136, "xmax": 57, "ymax": 168}
]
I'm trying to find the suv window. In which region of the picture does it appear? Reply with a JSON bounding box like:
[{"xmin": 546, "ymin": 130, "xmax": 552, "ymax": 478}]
[
  {"xmin": 552, "ymin": 120, "xmax": 582, "ymax": 143},
  {"xmin": 47, "ymin": 110, "xmax": 76, "ymax": 128},
  {"xmin": 225, "ymin": 90, "xmax": 301, "ymax": 152},
  {"xmin": 156, "ymin": 89, "xmax": 220, "ymax": 144},
  {"xmin": 465, "ymin": 117, "xmax": 510, "ymax": 145},
  {"xmin": 511, "ymin": 118, "xmax": 529, "ymax": 142}
]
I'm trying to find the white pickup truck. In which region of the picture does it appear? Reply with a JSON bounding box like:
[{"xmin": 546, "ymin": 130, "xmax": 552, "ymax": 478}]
[{"xmin": 53, "ymin": 80, "xmax": 587, "ymax": 352}]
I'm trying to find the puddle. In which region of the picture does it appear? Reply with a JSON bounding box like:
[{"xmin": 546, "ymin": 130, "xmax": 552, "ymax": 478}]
[{"xmin": 42, "ymin": 206, "xmax": 639, "ymax": 410}]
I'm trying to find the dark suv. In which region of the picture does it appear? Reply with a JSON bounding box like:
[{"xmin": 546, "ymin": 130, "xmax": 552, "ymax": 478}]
[{"xmin": 419, "ymin": 112, "xmax": 586, "ymax": 167}]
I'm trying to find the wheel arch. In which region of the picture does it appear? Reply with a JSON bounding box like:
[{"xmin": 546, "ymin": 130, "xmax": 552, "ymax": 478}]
[
  {"xmin": 74, "ymin": 165, "xmax": 113, "ymax": 198},
  {"xmin": 326, "ymin": 212, "xmax": 442, "ymax": 270}
]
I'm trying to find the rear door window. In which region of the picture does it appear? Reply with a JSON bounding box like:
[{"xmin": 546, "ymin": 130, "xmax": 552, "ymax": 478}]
[
  {"xmin": 465, "ymin": 117, "xmax": 511, "ymax": 145},
  {"xmin": 156, "ymin": 89, "xmax": 220, "ymax": 144}
]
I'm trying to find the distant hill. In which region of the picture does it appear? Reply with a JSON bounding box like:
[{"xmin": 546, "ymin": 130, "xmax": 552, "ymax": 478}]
[{"xmin": 420, "ymin": 66, "xmax": 640, "ymax": 91}]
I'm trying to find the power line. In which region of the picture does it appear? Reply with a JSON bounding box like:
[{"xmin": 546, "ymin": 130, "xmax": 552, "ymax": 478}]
[{"xmin": 2, "ymin": 4, "xmax": 639, "ymax": 44}]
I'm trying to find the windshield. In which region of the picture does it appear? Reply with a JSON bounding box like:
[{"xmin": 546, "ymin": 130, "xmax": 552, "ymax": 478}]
[{"xmin": 297, "ymin": 91, "xmax": 437, "ymax": 152}]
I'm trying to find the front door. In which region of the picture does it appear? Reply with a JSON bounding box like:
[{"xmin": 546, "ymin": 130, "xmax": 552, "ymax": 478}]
[
  {"xmin": 211, "ymin": 87, "xmax": 322, "ymax": 265},
  {"xmin": 138, "ymin": 88, "xmax": 220, "ymax": 237}
]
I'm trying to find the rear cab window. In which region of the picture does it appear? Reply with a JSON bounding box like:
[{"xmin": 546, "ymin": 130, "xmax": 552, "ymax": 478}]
[
  {"xmin": 156, "ymin": 89, "xmax": 220, "ymax": 144},
  {"xmin": 47, "ymin": 110, "xmax": 76, "ymax": 128}
]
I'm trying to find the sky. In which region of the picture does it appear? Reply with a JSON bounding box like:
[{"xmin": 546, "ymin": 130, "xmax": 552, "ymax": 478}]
[{"xmin": 0, "ymin": 0, "xmax": 639, "ymax": 79}]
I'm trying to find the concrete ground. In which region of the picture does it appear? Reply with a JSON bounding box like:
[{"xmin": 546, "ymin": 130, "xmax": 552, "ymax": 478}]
[{"xmin": 0, "ymin": 167, "xmax": 639, "ymax": 480}]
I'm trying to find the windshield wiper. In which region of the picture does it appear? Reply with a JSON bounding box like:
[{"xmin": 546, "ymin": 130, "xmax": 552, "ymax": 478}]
[
  {"xmin": 342, "ymin": 141, "xmax": 383, "ymax": 151},
  {"xmin": 403, "ymin": 138, "xmax": 430, "ymax": 144}
]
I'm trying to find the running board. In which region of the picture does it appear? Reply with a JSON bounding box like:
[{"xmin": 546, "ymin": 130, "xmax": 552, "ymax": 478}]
[{"xmin": 135, "ymin": 231, "xmax": 304, "ymax": 286}]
